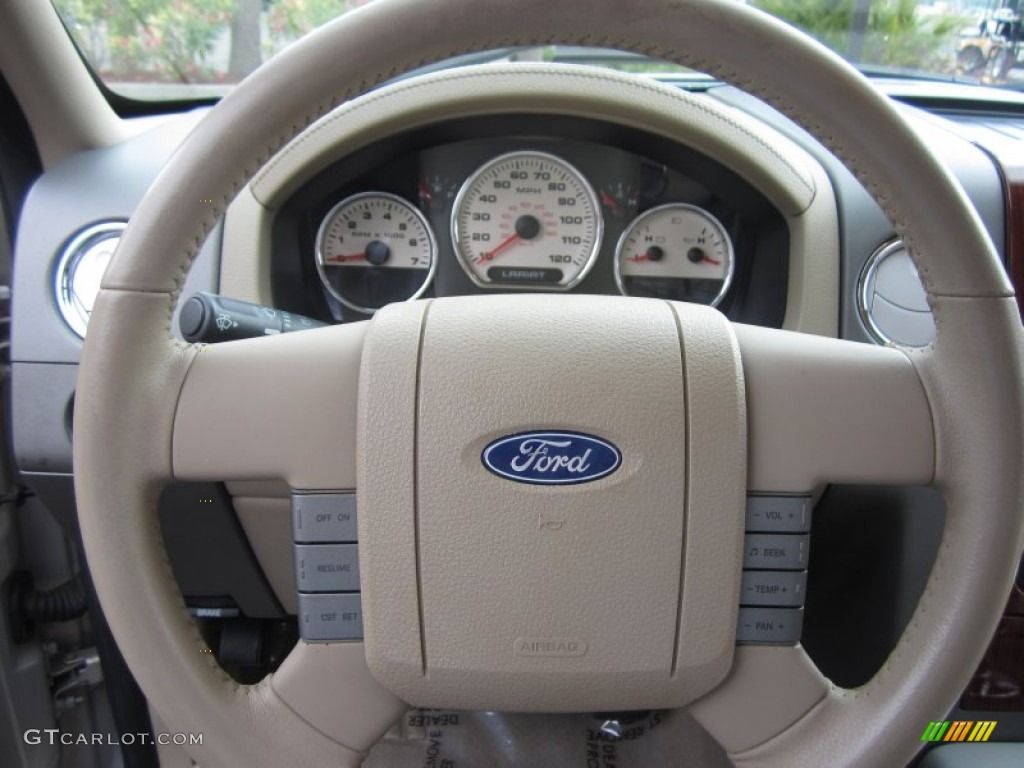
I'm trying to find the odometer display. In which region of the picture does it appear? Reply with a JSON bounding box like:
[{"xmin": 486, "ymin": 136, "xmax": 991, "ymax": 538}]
[{"xmin": 451, "ymin": 151, "xmax": 602, "ymax": 289}]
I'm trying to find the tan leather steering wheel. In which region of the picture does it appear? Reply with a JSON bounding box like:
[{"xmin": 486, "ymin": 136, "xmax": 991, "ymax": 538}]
[{"xmin": 73, "ymin": 0, "xmax": 1024, "ymax": 766}]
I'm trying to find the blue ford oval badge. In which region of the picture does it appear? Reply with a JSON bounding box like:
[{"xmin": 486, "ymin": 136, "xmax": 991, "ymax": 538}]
[{"xmin": 482, "ymin": 431, "xmax": 621, "ymax": 485}]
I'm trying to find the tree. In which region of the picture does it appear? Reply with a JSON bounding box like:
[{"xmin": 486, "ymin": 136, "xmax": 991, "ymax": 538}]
[
  {"xmin": 54, "ymin": 0, "xmax": 234, "ymax": 83},
  {"xmin": 229, "ymin": 0, "xmax": 263, "ymax": 79},
  {"xmin": 753, "ymin": 0, "xmax": 968, "ymax": 74}
]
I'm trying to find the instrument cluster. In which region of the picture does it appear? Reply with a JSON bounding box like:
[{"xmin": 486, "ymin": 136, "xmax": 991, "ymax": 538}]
[{"xmin": 273, "ymin": 117, "xmax": 787, "ymax": 326}]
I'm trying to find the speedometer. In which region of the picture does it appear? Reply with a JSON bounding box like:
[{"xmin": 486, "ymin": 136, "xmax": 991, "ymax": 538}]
[{"xmin": 451, "ymin": 151, "xmax": 602, "ymax": 289}]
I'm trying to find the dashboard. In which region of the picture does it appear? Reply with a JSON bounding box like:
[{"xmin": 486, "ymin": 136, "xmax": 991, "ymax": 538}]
[
  {"xmin": 271, "ymin": 116, "xmax": 788, "ymax": 328},
  {"xmin": 8, "ymin": 66, "xmax": 1024, "ymax": 750}
]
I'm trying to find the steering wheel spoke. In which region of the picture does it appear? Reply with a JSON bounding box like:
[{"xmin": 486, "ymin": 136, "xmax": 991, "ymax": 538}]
[
  {"xmin": 172, "ymin": 323, "xmax": 366, "ymax": 489},
  {"xmin": 688, "ymin": 323, "xmax": 935, "ymax": 756},
  {"xmin": 690, "ymin": 645, "xmax": 828, "ymax": 755},
  {"xmin": 271, "ymin": 641, "xmax": 407, "ymax": 752},
  {"xmin": 736, "ymin": 323, "xmax": 935, "ymax": 493}
]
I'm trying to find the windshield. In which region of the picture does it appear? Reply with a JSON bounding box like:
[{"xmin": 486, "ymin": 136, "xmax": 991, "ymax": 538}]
[{"xmin": 53, "ymin": 0, "xmax": 1012, "ymax": 101}]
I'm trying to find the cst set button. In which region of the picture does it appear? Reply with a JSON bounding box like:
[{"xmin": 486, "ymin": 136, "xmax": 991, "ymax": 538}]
[{"xmin": 298, "ymin": 593, "xmax": 363, "ymax": 642}]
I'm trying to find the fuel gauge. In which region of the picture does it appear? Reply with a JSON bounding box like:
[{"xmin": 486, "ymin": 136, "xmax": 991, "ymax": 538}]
[{"xmin": 615, "ymin": 203, "xmax": 734, "ymax": 306}]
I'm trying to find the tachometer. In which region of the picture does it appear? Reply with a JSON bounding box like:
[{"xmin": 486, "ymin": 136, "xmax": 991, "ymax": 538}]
[
  {"xmin": 451, "ymin": 151, "xmax": 602, "ymax": 290},
  {"xmin": 614, "ymin": 203, "xmax": 734, "ymax": 306},
  {"xmin": 316, "ymin": 192, "xmax": 436, "ymax": 314}
]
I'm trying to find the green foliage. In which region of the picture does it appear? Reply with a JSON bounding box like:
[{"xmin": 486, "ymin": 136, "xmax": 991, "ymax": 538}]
[
  {"xmin": 52, "ymin": 0, "xmax": 974, "ymax": 85},
  {"xmin": 266, "ymin": 0, "xmax": 361, "ymax": 39},
  {"xmin": 57, "ymin": 0, "xmax": 235, "ymax": 82},
  {"xmin": 755, "ymin": 0, "xmax": 853, "ymax": 49},
  {"xmin": 753, "ymin": 0, "xmax": 969, "ymax": 74},
  {"xmin": 54, "ymin": 0, "xmax": 374, "ymax": 83}
]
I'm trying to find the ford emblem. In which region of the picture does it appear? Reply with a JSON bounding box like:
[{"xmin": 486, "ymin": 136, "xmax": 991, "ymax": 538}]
[{"xmin": 481, "ymin": 431, "xmax": 621, "ymax": 485}]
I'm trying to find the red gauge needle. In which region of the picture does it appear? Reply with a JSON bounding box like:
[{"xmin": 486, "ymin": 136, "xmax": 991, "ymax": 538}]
[
  {"xmin": 600, "ymin": 193, "xmax": 618, "ymax": 212},
  {"xmin": 686, "ymin": 246, "xmax": 721, "ymax": 267},
  {"xmin": 475, "ymin": 233, "xmax": 521, "ymax": 264},
  {"xmin": 629, "ymin": 246, "xmax": 665, "ymax": 264},
  {"xmin": 325, "ymin": 253, "xmax": 366, "ymax": 263},
  {"xmin": 417, "ymin": 183, "xmax": 432, "ymax": 201}
]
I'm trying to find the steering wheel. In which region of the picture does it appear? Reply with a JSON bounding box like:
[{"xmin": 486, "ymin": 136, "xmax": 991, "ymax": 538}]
[{"xmin": 73, "ymin": 0, "xmax": 1024, "ymax": 766}]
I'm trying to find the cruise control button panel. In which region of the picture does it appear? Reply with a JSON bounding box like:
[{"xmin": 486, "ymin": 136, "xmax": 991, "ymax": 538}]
[
  {"xmin": 738, "ymin": 495, "xmax": 812, "ymax": 645},
  {"xmin": 291, "ymin": 491, "xmax": 363, "ymax": 643}
]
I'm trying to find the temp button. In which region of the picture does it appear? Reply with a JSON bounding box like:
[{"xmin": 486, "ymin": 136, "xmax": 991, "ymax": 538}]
[{"xmin": 740, "ymin": 570, "xmax": 807, "ymax": 607}]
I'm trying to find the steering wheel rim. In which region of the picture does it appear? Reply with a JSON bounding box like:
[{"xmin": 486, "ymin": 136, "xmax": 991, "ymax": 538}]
[{"xmin": 73, "ymin": 1, "xmax": 1024, "ymax": 766}]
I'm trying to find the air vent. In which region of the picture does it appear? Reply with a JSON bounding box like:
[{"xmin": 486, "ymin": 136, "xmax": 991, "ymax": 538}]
[
  {"xmin": 858, "ymin": 240, "xmax": 935, "ymax": 348},
  {"xmin": 54, "ymin": 222, "xmax": 126, "ymax": 338}
]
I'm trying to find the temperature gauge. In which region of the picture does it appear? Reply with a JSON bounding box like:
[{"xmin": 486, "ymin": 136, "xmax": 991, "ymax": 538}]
[{"xmin": 615, "ymin": 203, "xmax": 734, "ymax": 306}]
